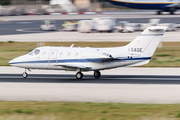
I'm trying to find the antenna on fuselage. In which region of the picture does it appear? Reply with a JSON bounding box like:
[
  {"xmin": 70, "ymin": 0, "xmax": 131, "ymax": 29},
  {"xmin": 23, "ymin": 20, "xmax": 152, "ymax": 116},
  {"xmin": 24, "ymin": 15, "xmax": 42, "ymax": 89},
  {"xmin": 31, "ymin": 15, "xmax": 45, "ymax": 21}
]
[{"xmin": 70, "ymin": 44, "xmax": 74, "ymax": 48}]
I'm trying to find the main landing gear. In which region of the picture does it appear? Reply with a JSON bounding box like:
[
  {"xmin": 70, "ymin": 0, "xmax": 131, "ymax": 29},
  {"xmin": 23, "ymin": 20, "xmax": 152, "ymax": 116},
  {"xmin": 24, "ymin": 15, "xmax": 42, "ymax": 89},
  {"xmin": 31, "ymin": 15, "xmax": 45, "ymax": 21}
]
[
  {"xmin": 157, "ymin": 10, "xmax": 176, "ymax": 15},
  {"xmin": 94, "ymin": 71, "xmax": 101, "ymax": 78},
  {"xmin": 157, "ymin": 11, "xmax": 162, "ymax": 15},
  {"xmin": 76, "ymin": 72, "xmax": 83, "ymax": 79},
  {"xmin": 75, "ymin": 70, "xmax": 101, "ymax": 79}
]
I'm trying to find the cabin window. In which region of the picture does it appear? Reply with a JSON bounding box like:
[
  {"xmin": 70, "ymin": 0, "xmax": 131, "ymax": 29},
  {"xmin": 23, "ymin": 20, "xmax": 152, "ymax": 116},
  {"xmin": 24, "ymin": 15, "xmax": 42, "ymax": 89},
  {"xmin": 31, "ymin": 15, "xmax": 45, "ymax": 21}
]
[
  {"xmin": 60, "ymin": 52, "xmax": 63, "ymax": 58},
  {"xmin": 75, "ymin": 53, "xmax": 79, "ymax": 58},
  {"xmin": 68, "ymin": 52, "xmax": 71, "ymax": 58},
  {"xmin": 43, "ymin": 52, "xmax": 46, "ymax": 57}
]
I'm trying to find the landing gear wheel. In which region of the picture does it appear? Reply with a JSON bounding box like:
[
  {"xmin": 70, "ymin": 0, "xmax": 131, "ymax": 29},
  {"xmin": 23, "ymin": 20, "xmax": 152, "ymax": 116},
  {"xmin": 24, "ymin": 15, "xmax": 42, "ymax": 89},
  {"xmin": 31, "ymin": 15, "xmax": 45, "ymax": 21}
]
[
  {"xmin": 170, "ymin": 11, "xmax": 174, "ymax": 15},
  {"xmin": 22, "ymin": 72, "xmax": 28, "ymax": 78},
  {"xmin": 94, "ymin": 71, "xmax": 101, "ymax": 78},
  {"xmin": 119, "ymin": 30, "xmax": 124, "ymax": 33},
  {"xmin": 76, "ymin": 72, "xmax": 83, "ymax": 79},
  {"xmin": 157, "ymin": 11, "xmax": 162, "ymax": 15},
  {"xmin": 108, "ymin": 30, "xmax": 112, "ymax": 33},
  {"xmin": 169, "ymin": 8, "xmax": 175, "ymax": 15}
]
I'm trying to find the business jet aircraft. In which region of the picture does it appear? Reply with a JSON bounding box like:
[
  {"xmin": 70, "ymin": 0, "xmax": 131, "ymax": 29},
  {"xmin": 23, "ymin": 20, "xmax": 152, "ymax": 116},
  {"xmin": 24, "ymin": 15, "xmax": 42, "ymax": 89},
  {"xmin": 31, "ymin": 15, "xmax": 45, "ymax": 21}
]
[
  {"xmin": 108, "ymin": 0, "xmax": 180, "ymax": 14},
  {"xmin": 9, "ymin": 26, "xmax": 166, "ymax": 79}
]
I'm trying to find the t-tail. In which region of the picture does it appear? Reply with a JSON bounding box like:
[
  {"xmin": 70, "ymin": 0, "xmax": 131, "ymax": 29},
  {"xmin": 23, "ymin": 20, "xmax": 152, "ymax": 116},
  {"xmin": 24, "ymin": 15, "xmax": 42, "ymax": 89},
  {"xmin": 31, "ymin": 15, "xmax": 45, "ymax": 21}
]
[{"xmin": 123, "ymin": 26, "xmax": 167, "ymax": 66}]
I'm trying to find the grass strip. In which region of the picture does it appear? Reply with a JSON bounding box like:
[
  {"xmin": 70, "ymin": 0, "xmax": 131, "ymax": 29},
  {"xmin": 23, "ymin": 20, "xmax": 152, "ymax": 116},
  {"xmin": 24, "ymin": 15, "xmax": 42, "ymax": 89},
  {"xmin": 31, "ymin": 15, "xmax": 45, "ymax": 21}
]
[{"xmin": 0, "ymin": 101, "xmax": 179, "ymax": 120}]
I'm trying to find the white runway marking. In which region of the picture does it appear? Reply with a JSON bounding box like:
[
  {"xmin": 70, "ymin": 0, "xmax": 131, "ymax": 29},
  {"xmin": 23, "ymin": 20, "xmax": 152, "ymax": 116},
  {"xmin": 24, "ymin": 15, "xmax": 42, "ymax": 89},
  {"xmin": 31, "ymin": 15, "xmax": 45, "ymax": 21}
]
[
  {"xmin": 16, "ymin": 29, "xmax": 23, "ymax": 31},
  {"xmin": 16, "ymin": 22, "xmax": 34, "ymax": 24},
  {"xmin": 16, "ymin": 28, "xmax": 44, "ymax": 33},
  {"xmin": 16, "ymin": 28, "xmax": 61, "ymax": 33}
]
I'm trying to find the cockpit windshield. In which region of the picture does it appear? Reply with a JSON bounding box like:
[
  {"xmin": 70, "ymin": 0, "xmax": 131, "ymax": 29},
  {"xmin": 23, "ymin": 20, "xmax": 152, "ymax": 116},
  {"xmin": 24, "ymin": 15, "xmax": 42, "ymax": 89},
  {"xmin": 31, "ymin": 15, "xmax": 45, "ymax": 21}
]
[{"xmin": 28, "ymin": 49, "xmax": 40, "ymax": 56}]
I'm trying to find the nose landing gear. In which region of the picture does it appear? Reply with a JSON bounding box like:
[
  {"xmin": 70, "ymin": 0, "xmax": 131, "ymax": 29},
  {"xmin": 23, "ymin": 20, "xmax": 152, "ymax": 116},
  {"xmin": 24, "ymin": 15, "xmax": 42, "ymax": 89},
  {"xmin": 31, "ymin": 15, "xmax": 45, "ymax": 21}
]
[
  {"xmin": 22, "ymin": 72, "xmax": 28, "ymax": 78},
  {"xmin": 94, "ymin": 71, "xmax": 101, "ymax": 78},
  {"xmin": 22, "ymin": 69, "xmax": 30, "ymax": 78}
]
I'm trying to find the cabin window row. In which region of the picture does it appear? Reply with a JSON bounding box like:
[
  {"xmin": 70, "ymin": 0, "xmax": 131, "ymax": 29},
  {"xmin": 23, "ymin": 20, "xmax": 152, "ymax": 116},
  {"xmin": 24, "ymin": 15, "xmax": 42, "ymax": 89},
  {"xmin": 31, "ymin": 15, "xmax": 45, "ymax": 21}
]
[{"xmin": 43, "ymin": 52, "xmax": 80, "ymax": 58}]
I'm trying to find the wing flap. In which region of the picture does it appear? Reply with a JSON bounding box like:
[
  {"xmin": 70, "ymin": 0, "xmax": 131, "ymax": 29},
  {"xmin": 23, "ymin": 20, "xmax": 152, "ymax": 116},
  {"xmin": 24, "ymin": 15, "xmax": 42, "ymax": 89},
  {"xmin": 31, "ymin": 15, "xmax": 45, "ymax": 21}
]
[{"xmin": 55, "ymin": 63, "xmax": 91, "ymax": 70}]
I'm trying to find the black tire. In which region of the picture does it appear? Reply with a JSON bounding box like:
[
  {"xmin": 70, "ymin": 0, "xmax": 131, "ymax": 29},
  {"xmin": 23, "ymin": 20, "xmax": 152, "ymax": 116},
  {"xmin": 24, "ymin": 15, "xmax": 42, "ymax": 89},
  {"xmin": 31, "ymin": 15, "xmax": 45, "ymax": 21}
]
[
  {"xmin": 119, "ymin": 30, "xmax": 124, "ymax": 33},
  {"xmin": 170, "ymin": 11, "xmax": 174, "ymax": 15},
  {"xmin": 76, "ymin": 72, "xmax": 83, "ymax": 79},
  {"xmin": 108, "ymin": 30, "xmax": 112, "ymax": 33},
  {"xmin": 94, "ymin": 71, "xmax": 101, "ymax": 78},
  {"xmin": 169, "ymin": 8, "xmax": 175, "ymax": 15},
  {"xmin": 22, "ymin": 72, "xmax": 28, "ymax": 78},
  {"xmin": 157, "ymin": 11, "xmax": 162, "ymax": 15}
]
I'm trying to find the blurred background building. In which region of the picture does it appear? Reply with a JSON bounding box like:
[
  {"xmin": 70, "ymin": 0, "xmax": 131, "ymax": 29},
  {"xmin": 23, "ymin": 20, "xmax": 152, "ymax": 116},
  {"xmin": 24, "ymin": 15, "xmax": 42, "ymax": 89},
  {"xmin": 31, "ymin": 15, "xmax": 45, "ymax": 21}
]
[
  {"xmin": 0, "ymin": 0, "xmax": 127, "ymax": 15},
  {"xmin": 1, "ymin": 0, "xmax": 103, "ymax": 5}
]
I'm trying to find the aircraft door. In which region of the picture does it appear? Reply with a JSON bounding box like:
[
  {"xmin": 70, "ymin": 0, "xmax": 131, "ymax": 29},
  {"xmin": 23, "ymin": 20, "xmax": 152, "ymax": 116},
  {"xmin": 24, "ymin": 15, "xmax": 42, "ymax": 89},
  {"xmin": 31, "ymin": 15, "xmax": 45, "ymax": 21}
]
[{"xmin": 48, "ymin": 50, "xmax": 58, "ymax": 66}]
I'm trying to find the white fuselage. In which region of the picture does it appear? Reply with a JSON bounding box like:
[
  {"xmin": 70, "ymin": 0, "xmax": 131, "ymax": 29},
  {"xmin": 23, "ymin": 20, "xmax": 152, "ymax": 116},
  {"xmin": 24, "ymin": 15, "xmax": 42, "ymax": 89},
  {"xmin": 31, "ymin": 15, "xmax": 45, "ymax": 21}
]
[{"xmin": 9, "ymin": 46, "xmax": 149, "ymax": 72}]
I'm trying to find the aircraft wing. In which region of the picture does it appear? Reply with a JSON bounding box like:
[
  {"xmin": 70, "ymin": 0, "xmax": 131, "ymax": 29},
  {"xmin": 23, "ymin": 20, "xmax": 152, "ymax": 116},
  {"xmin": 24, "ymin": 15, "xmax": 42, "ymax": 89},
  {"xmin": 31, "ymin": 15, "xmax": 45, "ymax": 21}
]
[
  {"xmin": 164, "ymin": 3, "xmax": 180, "ymax": 13},
  {"xmin": 55, "ymin": 63, "xmax": 92, "ymax": 70}
]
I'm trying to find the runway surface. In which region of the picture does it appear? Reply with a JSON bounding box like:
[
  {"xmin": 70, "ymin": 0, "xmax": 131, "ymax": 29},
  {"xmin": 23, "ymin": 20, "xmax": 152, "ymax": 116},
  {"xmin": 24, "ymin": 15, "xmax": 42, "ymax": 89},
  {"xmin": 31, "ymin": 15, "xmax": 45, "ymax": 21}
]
[
  {"xmin": 2, "ymin": 74, "xmax": 180, "ymax": 84},
  {"xmin": 1, "ymin": 67, "xmax": 180, "ymax": 103},
  {"xmin": 1, "ymin": 74, "xmax": 180, "ymax": 103}
]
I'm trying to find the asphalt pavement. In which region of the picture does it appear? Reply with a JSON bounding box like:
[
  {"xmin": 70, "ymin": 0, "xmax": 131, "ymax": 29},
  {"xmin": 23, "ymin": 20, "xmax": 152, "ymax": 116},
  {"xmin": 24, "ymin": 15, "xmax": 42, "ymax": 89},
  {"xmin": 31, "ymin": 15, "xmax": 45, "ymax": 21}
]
[
  {"xmin": 1, "ymin": 74, "xmax": 180, "ymax": 103},
  {"xmin": 1, "ymin": 74, "xmax": 180, "ymax": 84}
]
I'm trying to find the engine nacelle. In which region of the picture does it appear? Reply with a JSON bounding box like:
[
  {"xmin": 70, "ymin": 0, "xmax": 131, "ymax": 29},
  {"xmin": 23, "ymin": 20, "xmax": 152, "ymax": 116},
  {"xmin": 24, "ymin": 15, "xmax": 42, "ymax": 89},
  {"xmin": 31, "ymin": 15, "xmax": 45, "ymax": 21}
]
[{"xmin": 101, "ymin": 53, "xmax": 112, "ymax": 62}]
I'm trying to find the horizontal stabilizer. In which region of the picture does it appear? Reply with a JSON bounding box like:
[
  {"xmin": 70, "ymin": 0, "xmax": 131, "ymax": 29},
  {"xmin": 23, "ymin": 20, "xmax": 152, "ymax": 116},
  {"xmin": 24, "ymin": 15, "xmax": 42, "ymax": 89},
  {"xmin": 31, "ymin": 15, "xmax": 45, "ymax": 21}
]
[{"xmin": 148, "ymin": 27, "xmax": 167, "ymax": 32}]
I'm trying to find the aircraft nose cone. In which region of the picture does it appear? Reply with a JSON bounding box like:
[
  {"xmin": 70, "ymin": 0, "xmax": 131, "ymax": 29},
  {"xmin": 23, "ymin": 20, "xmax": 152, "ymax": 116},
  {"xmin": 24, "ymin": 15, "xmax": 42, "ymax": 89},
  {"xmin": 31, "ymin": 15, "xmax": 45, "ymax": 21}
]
[
  {"xmin": 9, "ymin": 55, "xmax": 28, "ymax": 67},
  {"xmin": 9, "ymin": 59, "xmax": 14, "ymax": 65}
]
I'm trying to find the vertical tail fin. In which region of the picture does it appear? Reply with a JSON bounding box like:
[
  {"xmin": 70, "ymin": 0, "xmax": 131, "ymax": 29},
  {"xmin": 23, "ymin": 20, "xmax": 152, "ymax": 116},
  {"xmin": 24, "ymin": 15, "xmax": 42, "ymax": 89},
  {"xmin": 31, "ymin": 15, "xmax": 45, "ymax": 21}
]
[{"xmin": 125, "ymin": 26, "xmax": 167, "ymax": 57}]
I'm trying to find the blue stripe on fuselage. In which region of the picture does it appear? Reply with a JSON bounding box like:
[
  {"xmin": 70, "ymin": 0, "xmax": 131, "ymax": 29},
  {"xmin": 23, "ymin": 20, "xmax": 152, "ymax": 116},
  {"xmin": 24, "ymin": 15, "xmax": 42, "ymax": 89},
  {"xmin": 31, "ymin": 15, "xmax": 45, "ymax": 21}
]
[
  {"xmin": 107, "ymin": 0, "xmax": 172, "ymax": 9},
  {"xmin": 9, "ymin": 57, "xmax": 151, "ymax": 65}
]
